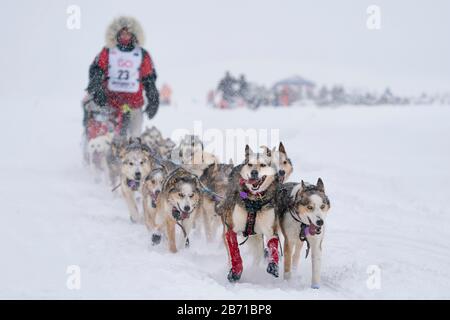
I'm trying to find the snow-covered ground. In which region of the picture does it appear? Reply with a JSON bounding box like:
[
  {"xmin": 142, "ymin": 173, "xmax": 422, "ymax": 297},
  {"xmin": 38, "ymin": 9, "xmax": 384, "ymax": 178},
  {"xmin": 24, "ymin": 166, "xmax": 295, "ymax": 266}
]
[{"xmin": 1, "ymin": 98, "xmax": 449, "ymax": 299}]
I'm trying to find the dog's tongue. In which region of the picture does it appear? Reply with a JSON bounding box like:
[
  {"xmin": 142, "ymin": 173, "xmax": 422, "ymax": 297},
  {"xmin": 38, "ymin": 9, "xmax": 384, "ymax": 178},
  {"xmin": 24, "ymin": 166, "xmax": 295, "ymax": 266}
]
[
  {"xmin": 309, "ymin": 224, "xmax": 317, "ymax": 235},
  {"xmin": 307, "ymin": 224, "xmax": 321, "ymax": 236},
  {"xmin": 247, "ymin": 178, "xmax": 259, "ymax": 187}
]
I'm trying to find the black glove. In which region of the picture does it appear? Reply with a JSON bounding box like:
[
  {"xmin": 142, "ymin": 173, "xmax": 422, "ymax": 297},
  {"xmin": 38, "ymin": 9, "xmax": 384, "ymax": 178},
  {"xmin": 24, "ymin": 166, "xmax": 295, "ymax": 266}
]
[
  {"xmin": 87, "ymin": 64, "xmax": 107, "ymax": 106},
  {"xmin": 143, "ymin": 76, "xmax": 159, "ymax": 119},
  {"xmin": 93, "ymin": 89, "xmax": 107, "ymax": 107}
]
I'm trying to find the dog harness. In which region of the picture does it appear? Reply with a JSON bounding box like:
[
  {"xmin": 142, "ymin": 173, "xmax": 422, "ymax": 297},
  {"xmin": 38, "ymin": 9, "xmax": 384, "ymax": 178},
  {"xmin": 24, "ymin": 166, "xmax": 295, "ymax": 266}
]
[
  {"xmin": 238, "ymin": 178, "xmax": 273, "ymax": 239},
  {"xmin": 171, "ymin": 207, "xmax": 190, "ymax": 248}
]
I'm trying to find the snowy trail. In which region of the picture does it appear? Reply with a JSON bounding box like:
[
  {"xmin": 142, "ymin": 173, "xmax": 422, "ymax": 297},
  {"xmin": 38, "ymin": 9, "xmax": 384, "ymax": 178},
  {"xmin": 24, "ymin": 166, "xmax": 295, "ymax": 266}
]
[{"xmin": 1, "ymin": 98, "xmax": 450, "ymax": 299}]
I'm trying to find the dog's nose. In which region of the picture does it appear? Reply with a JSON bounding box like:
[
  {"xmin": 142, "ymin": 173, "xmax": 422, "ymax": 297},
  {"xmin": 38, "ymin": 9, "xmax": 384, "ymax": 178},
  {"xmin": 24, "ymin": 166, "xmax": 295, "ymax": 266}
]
[
  {"xmin": 279, "ymin": 170, "xmax": 286, "ymax": 176},
  {"xmin": 316, "ymin": 219, "xmax": 324, "ymax": 226},
  {"xmin": 135, "ymin": 172, "xmax": 141, "ymax": 180},
  {"xmin": 251, "ymin": 170, "xmax": 259, "ymax": 178},
  {"xmin": 155, "ymin": 190, "xmax": 160, "ymax": 196},
  {"xmin": 183, "ymin": 205, "xmax": 191, "ymax": 212}
]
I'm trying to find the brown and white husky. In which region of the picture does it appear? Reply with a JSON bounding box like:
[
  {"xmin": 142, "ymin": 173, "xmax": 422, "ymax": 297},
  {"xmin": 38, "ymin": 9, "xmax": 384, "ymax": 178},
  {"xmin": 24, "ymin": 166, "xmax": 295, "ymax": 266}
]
[
  {"xmin": 218, "ymin": 145, "xmax": 280, "ymax": 282},
  {"xmin": 278, "ymin": 179, "xmax": 331, "ymax": 289}
]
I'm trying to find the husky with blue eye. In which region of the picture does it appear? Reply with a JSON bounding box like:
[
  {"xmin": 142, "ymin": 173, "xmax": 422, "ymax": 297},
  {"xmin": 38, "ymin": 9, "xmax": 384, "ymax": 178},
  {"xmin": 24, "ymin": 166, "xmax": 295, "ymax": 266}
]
[{"xmin": 278, "ymin": 179, "xmax": 331, "ymax": 289}]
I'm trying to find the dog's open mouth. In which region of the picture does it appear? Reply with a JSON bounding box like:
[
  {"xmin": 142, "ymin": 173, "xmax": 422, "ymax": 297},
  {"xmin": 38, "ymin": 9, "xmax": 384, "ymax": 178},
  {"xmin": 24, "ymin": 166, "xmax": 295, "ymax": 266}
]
[
  {"xmin": 92, "ymin": 150, "xmax": 103, "ymax": 167},
  {"xmin": 307, "ymin": 218, "xmax": 322, "ymax": 235},
  {"xmin": 247, "ymin": 176, "xmax": 266, "ymax": 191},
  {"xmin": 150, "ymin": 192, "xmax": 159, "ymax": 208},
  {"xmin": 172, "ymin": 205, "xmax": 194, "ymax": 221}
]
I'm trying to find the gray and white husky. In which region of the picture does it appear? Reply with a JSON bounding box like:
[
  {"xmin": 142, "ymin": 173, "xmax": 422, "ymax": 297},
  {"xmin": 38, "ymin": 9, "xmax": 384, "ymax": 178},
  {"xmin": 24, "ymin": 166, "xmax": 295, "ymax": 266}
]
[{"xmin": 278, "ymin": 179, "xmax": 331, "ymax": 289}]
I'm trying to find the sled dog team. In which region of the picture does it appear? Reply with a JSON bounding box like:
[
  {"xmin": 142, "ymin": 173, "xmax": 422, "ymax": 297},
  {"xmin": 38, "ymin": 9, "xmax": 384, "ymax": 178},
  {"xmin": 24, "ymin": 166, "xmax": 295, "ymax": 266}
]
[{"xmin": 85, "ymin": 126, "xmax": 331, "ymax": 289}]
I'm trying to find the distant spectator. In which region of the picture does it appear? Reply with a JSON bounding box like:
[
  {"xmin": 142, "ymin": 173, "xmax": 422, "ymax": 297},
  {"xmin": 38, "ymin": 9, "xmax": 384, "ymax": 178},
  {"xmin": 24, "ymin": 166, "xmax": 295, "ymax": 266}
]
[{"xmin": 160, "ymin": 83, "xmax": 172, "ymax": 105}]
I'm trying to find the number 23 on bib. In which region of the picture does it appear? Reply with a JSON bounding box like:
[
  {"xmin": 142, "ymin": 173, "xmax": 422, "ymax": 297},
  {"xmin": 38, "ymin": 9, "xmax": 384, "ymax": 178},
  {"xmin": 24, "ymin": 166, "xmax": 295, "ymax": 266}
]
[{"xmin": 107, "ymin": 47, "xmax": 142, "ymax": 93}]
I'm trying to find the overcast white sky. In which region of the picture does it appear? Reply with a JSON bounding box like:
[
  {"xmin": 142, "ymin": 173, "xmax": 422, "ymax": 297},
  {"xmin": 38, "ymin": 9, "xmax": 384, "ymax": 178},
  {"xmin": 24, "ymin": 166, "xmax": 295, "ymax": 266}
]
[{"xmin": 1, "ymin": 0, "xmax": 449, "ymax": 99}]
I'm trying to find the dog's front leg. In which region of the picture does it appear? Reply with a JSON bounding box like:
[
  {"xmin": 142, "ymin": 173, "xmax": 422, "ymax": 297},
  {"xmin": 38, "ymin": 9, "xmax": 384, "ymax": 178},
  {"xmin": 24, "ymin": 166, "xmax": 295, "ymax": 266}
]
[
  {"xmin": 142, "ymin": 193, "xmax": 156, "ymax": 231},
  {"xmin": 202, "ymin": 199, "xmax": 215, "ymax": 242},
  {"xmin": 166, "ymin": 219, "xmax": 177, "ymax": 253},
  {"xmin": 283, "ymin": 238, "xmax": 293, "ymax": 279},
  {"xmin": 121, "ymin": 186, "xmax": 141, "ymax": 223},
  {"xmin": 266, "ymin": 236, "xmax": 280, "ymax": 278},
  {"xmin": 292, "ymin": 239, "xmax": 304, "ymax": 270},
  {"xmin": 310, "ymin": 237, "xmax": 322, "ymax": 289},
  {"xmin": 224, "ymin": 228, "xmax": 243, "ymax": 282}
]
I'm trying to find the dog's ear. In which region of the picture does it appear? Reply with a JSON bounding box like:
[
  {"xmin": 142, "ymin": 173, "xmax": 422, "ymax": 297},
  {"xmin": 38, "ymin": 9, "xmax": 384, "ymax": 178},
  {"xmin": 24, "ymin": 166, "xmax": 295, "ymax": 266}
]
[
  {"xmin": 245, "ymin": 145, "xmax": 252, "ymax": 162},
  {"xmin": 279, "ymin": 142, "xmax": 286, "ymax": 155},
  {"xmin": 203, "ymin": 163, "xmax": 214, "ymax": 177},
  {"xmin": 317, "ymin": 178, "xmax": 325, "ymax": 192},
  {"xmin": 229, "ymin": 158, "xmax": 234, "ymax": 165},
  {"xmin": 301, "ymin": 180, "xmax": 306, "ymax": 190},
  {"xmin": 119, "ymin": 148, "xmax": 126, "ymax": 160},
  {"xmin": 260, "ymin": 146, "xmax": 271, "ymax": 158}
]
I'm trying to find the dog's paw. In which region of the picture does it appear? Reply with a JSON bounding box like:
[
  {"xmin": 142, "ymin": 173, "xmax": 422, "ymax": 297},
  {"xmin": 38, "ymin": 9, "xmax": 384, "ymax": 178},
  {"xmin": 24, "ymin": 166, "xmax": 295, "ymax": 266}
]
[
  {"xmin": 227, "ymin": 269, "xmax": 242, "ymax": 283},
  {"xmin": 311, "ymin": 283, "xmax": 320, "ymax": 289},
  {"xmin": 284, "ymin": 271, "xmax": 291, "ymax": 280},
  {"xmin": 130, "ymin": 216, "xmax": 138, "ymax": 224},
  {"xmin": 185, "ymin": 238, "xmax": 190, "ymax": 248},
  {"xmin": 151, "ymin": 233, "xmax": 162, "ymax": 245},
  {"xmin": 266, "ymin": 262, "xmax": 279, "ymax": 278}
]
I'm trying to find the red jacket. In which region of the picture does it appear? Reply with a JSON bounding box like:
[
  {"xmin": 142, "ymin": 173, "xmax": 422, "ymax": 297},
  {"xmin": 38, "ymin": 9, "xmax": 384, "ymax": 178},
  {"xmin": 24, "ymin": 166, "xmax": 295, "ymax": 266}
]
[{"xmin": 94, "ymin": 47, "xmax": 155, "ymax": 109}]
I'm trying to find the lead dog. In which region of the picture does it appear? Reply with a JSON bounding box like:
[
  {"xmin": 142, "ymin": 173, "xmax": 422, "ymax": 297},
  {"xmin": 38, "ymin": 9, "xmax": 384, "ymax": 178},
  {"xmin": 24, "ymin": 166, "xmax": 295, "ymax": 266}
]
[
  {"xmin": 119, "ymin": 138, "xmax": 154, "ymax": 223},
  {"xmin": 278, "ymin": 179, "xmax": 331, "ymax": 289},
  {"xmin": 218, "ymin": 145, "xmax": 280, "ymax": 282},
  {"xmin": 152, "ymin": 167, "xmax": 203, "ymax": 253}
]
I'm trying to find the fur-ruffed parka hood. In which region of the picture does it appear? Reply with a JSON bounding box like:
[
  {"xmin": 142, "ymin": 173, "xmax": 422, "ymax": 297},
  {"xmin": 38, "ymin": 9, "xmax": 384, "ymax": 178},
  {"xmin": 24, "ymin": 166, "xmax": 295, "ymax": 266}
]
[{"xmin": 105, "ymin": 16, "xmax": 145, "ymax": 48}]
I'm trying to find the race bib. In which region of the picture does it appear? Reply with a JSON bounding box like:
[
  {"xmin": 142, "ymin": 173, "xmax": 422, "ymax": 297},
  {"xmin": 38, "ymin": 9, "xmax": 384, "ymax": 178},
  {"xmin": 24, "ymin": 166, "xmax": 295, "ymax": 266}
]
[{"xmin": 107, "ymin": 47, "xmax": 142, "ymax": 93}]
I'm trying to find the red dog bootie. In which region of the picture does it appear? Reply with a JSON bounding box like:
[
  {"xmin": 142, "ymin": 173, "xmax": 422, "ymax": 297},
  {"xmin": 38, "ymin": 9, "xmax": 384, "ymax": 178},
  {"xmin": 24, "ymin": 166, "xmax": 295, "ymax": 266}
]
[
  {"xmin": 266, "ymin": 237, "xmax": 279, "ymax": 278},
  {"xmin": 225, "ymin": 230, "xmax": 243, "ymax": 282}
]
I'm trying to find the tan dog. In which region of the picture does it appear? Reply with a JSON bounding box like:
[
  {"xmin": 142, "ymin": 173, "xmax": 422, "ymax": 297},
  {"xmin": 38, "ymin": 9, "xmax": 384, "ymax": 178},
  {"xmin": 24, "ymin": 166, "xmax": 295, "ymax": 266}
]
[
  {"xmin": 119, "ymin": 138, "xmax": 154, "ymax": 223},
  {"xmin": 142, "ymin": 166, "xmax": 167, "ymax": 231},
  {"xmin": 270, "ymin": 142, "xmax": 293, "ymax": 184},
  {"xmin": 151, "ymin": 167, "xmax": 203, "ymax": 253},
  {"xmin": 174, "ymin": 134, "xmax": 219, "ymax": 176}
]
